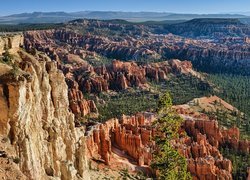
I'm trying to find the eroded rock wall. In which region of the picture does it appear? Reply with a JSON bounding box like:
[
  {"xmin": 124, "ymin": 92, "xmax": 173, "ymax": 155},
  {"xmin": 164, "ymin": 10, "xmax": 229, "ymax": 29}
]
[
  {"xmin": 85, "ymin": 111, "xmax": 239, "ymax": 179},
  {"xmin": 183, "ymin": 119, "xmax": 250, "ymax": 154},
  {"xmin": 0, "ymin": 49, "xmax": 90, "ymax": 179},
  {"xmin": 85, "ymin": 113, "xmax": 155, "ymax": 166},
  {"xmin": 76, "ymin": 59, "xmax": 198, "ymax": 94}
]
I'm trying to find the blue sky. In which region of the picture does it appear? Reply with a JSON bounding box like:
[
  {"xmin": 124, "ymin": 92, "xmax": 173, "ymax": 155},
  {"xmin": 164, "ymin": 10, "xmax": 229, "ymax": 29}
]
[{"xmin": 0, "ymin": 0, "xmax": 250, "ymax": 16}]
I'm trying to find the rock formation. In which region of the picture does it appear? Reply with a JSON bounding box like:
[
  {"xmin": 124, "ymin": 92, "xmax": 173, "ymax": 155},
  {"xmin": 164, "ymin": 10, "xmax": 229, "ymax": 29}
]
[
  {"xmin": 25, "ymin": 31, "xmax": 98, "ymax": 119},
  {"xmin": 174, "ymin": 105, "xmax": 250, "ymax": 179},
  {"xmin": 25, "ymin": 31, "xmax": 205, "ymax": 94},
  {"xmin": 66, "ymin": 77, "xmax": 98, "ymax": 118},
  {"xmin": 23, "ymin": 20, "xmax": 250, "ymax": 75},
  {"xmin": 73, "ymin": 59, "xmax": 198, "ymax": 94},
  {"xmin": 85, "ymin": 113, "xmax": 155, "ymax": 167},
  {"xmin": 175, "ymin": 98, "xmax": 250, "ymax": 154},
  {"xmin": 0, "ymin": 39, "xmax": 90, "ymax": 179},
  {"xmin": 0, "ymin": 34, "xmax": 24, "ymax": 54},
  {"xmin": 85, "ymin": 109, "xmax": 238, "ymax": 179}
]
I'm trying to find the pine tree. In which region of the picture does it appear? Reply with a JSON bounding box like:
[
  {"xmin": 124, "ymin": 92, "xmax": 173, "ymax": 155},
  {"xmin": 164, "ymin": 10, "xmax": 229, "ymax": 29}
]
[{"xmin": 151, "ymin": 92, "xmax": 191, "ymax": 179}]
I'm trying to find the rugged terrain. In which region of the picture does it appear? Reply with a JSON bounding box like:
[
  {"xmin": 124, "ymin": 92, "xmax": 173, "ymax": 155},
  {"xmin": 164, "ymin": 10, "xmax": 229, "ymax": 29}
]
[
  {"xmin": 162, "ymin": 18, "xmax": 250, "ymax": 38},
  {"xmin": 24, "ymin": 18, "xmax": 250, "ymax": 75},
  {"xmin": 84, "ymin": 95, "xmax": 250, "ymax": 179},
  {"xmin": 0, "ymin": 17, "xmax": 250, "ymax": 180},
  {"xmin": 0, "ymin": 34, "xmax": 91, "ymax": 179}
]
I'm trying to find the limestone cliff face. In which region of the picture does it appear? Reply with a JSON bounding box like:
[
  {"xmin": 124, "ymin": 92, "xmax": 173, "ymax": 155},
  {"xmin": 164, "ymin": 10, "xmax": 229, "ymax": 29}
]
[{"xmin": 0, "ymin": 47, "xmax": 89, "ymax": 179}]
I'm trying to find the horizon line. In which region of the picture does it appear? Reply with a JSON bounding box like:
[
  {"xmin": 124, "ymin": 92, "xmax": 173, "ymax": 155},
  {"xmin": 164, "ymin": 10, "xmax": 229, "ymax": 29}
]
[{"xmin": 1, "ymin": 10, "xmax": 249, "ymax": 17}]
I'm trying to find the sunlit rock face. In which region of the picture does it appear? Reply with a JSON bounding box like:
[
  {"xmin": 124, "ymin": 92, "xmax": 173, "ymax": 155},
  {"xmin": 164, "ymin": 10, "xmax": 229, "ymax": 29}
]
[
  {"xmin": 0, "ymin": 40, "xmax": 90, "ymax": 179},
  {"xmin": 0, "ymin": 34, "xmax": 24, "ymax": 54}
]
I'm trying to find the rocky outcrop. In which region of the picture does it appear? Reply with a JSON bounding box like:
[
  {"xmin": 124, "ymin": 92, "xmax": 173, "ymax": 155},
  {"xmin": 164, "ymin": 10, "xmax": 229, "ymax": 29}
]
[
  {"xmin": 0, "ymin": 134, "xmax": 27, "ymax": 179},
  {"xmin": 113, "ymin": 113, "xmax": 155, "ymax": 166},
  {"xmin": 85, "ymin": 110, "xmax": 235, "ymax": 179},
  {"xmin": 61, "ymin": 64, "xmax": 98, "ymax": 118},
  {"xmin": 0, "ymin": 49, "xmax": 90, "ymax": 179},
  {"xmin": 79, "ymin": 60, "xmax": 147, "ymax": 93},
  {"xmin": 85, "ymin": 113, "xmax": 155, "ymax": 166},
  {"xmin": 52, "ymin": 57, "xmax": 199, "ymax": 95},
  {"xmin": 174, "ymin": 105, "xmax": 250, "ymax": 179},
  {"xmin": 77, "ymin": 59, "xmax": 197, "ymax": 93},
  {"xmin": 66, "ymin": 78, "xmax": 98, "ymax": 118},
  {"xmin": 183, "ymin": 119, "xmax": 250, "ymax": 154},
  {"xmin": 0, "ymin": 34, "xmax": 24, "ymax": 54},
  {"xmin": 173, "ymin": 126, "xmax": 233, "ymax": 179},
  {"xmin": 174, "ymin": 96, "xmax": 250, "ymax": 155},
  {"xmin": 25, "ymin": 30, "xmax": 99, "ymax": 119}
]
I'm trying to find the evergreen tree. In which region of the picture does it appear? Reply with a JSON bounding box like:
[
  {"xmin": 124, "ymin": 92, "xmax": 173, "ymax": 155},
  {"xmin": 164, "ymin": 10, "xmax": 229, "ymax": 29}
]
[{"xmin": 151, "ymin": 92, "xmax": 191, "ymax": 180}]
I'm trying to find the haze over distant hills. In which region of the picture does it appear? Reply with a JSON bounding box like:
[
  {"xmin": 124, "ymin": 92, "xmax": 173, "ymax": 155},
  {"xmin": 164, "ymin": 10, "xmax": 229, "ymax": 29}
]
[
  {"xmin": 228, "ymin": 11, "xmax": 250, "ymax": 16},
  {"xmin": 0, "ymin": 11, "xmax": 249, "ymax": 24}
]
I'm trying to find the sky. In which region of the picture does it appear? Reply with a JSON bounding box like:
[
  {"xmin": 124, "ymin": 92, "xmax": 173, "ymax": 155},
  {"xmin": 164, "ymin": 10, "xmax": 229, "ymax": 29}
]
[{"xmin": 0, "ymin": 0, "xmax": 250, "ymax": 16}]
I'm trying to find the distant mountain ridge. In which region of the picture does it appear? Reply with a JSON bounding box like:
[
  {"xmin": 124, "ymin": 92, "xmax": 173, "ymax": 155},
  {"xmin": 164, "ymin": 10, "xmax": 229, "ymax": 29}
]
[{"xmin": 0, "ymin": 11, "xmax": 249, "ymax": 24}]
